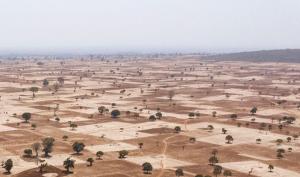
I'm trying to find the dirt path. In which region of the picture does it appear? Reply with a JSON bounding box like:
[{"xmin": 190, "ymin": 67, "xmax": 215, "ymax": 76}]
[
  {"xmin": 155, "ymin": 133, "xmax": 201, "ymax": 177},
  {"xmin": 156, "ymin": 134, "xmax": 178, "ymax": 177}
]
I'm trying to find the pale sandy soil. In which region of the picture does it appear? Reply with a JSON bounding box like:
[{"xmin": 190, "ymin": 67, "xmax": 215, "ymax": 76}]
[
  {"xmin": 125, "ymin": 155, "xmax": 195, "ymax": 169},
  {"xmin": 40, "ymin": 154, "xmax": 85, "ymax": 166},
  {"xmin": 60, "ymin": 121, "xmax": 181, "ymax": 140},
  {"xmin": 49, "ymin": 117, "xmax": 90, "ymax": 123},
  {"xmin": 0, "ymin": 116, "xmax": 22, "ymax": 124},
  {"xmin": 0, "ymin": 156, "xmax": 36, "ymax": 174},
  {"xmin": 42, "ymin": 173, "xmax": 58, "ymax": 177},
  {"xmin": 256, "ymin": 109, "xmax": 288, "ymax": 116},
  {"xmin": 0, "ymin": 124, "xmax": 17, "ymax": 132},
  {"xmin": 86, "ymin": 142, "xmax": 138, "ymax": 153},
  {"xmin": 200, "ymin": 94, "xmax": 243, "ymax": 101},
  {"xmin": 219, "ymin": 160, "xmax": 300, "ymax": 177},
  {"xmin": 183, "ymin": 122, "xmax": 300, "ymax": 151},
  {"xmin": 238, "ymin": 154, "xmax": 275, "ymax": 161}
]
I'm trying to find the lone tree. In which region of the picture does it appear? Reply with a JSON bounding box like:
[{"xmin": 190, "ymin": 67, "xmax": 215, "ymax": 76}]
[
  {"xmin": 209, "ymin": 156, "xmax": 218, "ymax": 166},
  {"xmin": 29, "ymin": 86, "xmax": 39, "ymax": 98},
  {"xmin": 57, "ymin": 77, "xmax": 65, "ymax": 85},
  {"xmin": 256, "ymin": 138, "xmax": 262, "ymax": 144},
  {"xmin": 250, "ymin": 106, "xmax": 257, "ymax": 115},
  {"xmin": 268, "ymin": 164, "xmax": 274, "ymax": 172},
  {"xmin": 156, "ymin": 112, "xmax": 162, "ymax": 119},
  {"xmin": 72, "ymin": 142, "xmax": 85, "ymax": 154},
  {"xmin": 98, "ymin": 106, "xmax": 106, "ymax": 115},
  {"xmin": 70, "ymin": 123, "xmax": 78, "ymax": 130},
  {"xmin": 22, "ymin": 112, "xmax": 31, "ymax": 123},
  {"xmin": 86, "ymin": 158, "xmax": 94, "ymax": 166},
  {"xmin": 195, "ymin": 175, "xmax": 204, "ymax": 177},
  {"xmin": 276, "ymin": 139, "xmax": 283, "ymax": 145},
  {"xmin": 175, "ymin": 168, "xmax": 184, "ymax": 177},
  {"xmin": 149, "ymin": 115, "xmax": 156, "ymax": 121},
  {"xmin": 277, "ymin": 148, "xmax": 285, "ymax": 159},
  {"xmin": 42, "ymin": 137, "xmax": 55, "ymax": 157},
  {"xmin": 188, "ymin": 112, "xmax": 195, "ymax": 119},
  {"xmin": 111, "ymin": 109, "xmax": 121, "ymax": 118},
  {"xmin": 142, "ymin": 162, "xmax": 153, "ymax": 174},
  {"xmin": 2, "ymin": 159, "xmax": 13, "ymax": 174},
  {"xmin": 212, "ymin": 111, "xmax": 217, "ymax": 117},
  {"xmin": 43, "ymin": 79, "xmax": 49, "ymax": 87},
  {"xmin": 62, "ymin": 135, "xmax": 68, "ymax": 141},
  {"xmin": 168, "ymin": 90, "xmax": 175, "ymax": 101},
  {"xmin": 32, "ymin": 142, "xmax": 41, "ymax": 165},
  {"xmin": 225, "ymin": 135, "xmax": 234, "ymax": 144},
  {"xmin": 213, "ymin": 165, "xmax": 223, "ymax": 177},
  {"xmin": 223, "ymin": 170, "xmax": 232, "ymax": 176},
  {"xmin": 230, "ymin": 114, "xmax": 237, "ymax": 120},
  {"xmin": 208, "ymin": 125, "xmax": 214, "ymax": 131},
  {"xmin": 174, "ymin": 126, "xmax": 181, "ymax": 133},
  {"xmin": 23, "ymin": 149, "xmax": 33, "ymax": 158},
  {"xmin": 63, "ymin": 157, "xmax": 75, "ymax": 174},
  {"xmin": 39, "ymin": 162, "xmax": 47, "ymax": 173},
  {"xmin": 96, "ymin": 151, "xmax": 104, "ymax": 160},
  {"xmin": 118, "ymin": 150, "xmax": 129, "ymax": 159},
  {"xmin": 211, "ymin": 149, "xmax": 218, "ymax": 157},
  {"xmin": 138, "ymin": 142, "xmax": 144, "ymax": 149}
]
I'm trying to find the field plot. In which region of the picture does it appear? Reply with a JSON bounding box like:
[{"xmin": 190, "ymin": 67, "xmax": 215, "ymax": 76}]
[
  {"xmin": 60, "ymin": 121, "xmax": 181, "ymax": 140},
  {"xmin": 125, "ymin": 155, "xmax": 195, "ymax": 169},
  {"xmin": 185, "ymin": 122, "xmax": 299, "ymax": 149},
  {"xmin": 219, "ymin": 161, "xmax": 300, "ymax": 177},
  {"xmin": 86, "ymin": 142, "xmax": 138, "ymax": 153},
  {"xmin": 40, "ymin": 154, "xmax": 85, "ymax": 166}
]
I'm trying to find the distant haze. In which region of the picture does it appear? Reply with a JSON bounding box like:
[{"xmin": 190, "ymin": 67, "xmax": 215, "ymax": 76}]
[{"xmin": 0, "ymin": 0, "xmax": 300, "ymax": 54}]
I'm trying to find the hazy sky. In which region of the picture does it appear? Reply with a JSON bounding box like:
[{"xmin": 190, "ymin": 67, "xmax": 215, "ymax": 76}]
[{"xmin": 0, "ymin": 0, "xmax": 300, "ymax": 54}]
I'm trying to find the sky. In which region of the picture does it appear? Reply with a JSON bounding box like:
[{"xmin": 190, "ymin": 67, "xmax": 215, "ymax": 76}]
[{"xmin": 0, "ymin": 0, "xmax": 300, "ymax": 54}]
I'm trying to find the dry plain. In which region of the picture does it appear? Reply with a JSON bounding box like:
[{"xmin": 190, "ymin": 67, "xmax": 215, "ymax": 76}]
[{"xmin": 0, "ymin": 56, "xmax": 299, "ymax": 177}]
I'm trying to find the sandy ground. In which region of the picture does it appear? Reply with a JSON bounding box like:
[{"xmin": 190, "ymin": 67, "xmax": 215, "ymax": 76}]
[
  {"xmin": 0, "ymin": 58, "xmax": 299, "ymax": 177},
  {"xmin": 125, "ymin": 155, "xmax": 195, "ymax": 169},
  {"xmin": 0, "ymin": 156, "xmax": 36, "ymax": 174},
  {"xmin": 219, "ymin": 160, "xmax": 300, "ymax": 177}
]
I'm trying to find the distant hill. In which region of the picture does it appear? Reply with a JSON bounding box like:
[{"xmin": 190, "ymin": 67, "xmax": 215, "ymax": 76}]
[{"xmin": 203, "ymin": 49, "xmax": 300, "ymax": 63}]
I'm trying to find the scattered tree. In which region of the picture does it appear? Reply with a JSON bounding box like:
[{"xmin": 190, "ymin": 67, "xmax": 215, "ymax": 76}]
[
  {"xmin": 86, "ymin": 158, "xmax": 94, "ymax": 166},
  {"xmin": 175, "ymin": 168, "xmax": 184, "ymax": 177},
  {"xmin": 118, "ymin": 150, "xmax": 128, "ymax": 159},
  {"xmin": 63, "ymin": 157, "xmax": 75, "ymax": 174},
  {"xmin": 1, "ymin": 159, "xmax": 13, "ymax": 174},
  {"xmin": 29, "ymin": 87, "xmax": 39, "ymax": 98},
  {"xmin": 250, "ymin": 107, "xmax": 257, "ymax": 115},
  {"xmin": 213, "ymin": 165, "xmax": 222, "ymax": 177},
  {"xmin": 225, "ymin": 135, "xmax": 234, "ymax": 144},
  {"xmin": 23, "ymin": 149, "xmax": 33, "ymax": 158},
  {"xmin": 72, "ymin": 142, "xmax": 85, "ymax": 154},
  {"xmin": 22, "ymin": 112, "xmax": 31, "ymax": 123},
  {"xmin": 223, "ymin": 170, "xmax": 232, "ymax": 176},
  {"xmin": 209, "ymin": 156, "xmax": 218, "ymax": 166},
  {"xmin": 96, "ymin": 151, "xmax": 104, "ymax": 160},
  {"xmin": 142, "ymin": 162, "xmax": 153, "ymax": 174},
  {"xmin": 174, "ymin": 126, "xmax": 181, "ymax": 133},
  {"xmin": 268, "ymin": 164, "xmax": 274, "ymax": 172},
  {"xmin": 111, "ymin": 109, "xmax": 121, "ymax": 118},
  {"xmin": 42, "ymin": 137, "xmax": 55, "ymax": 157}
]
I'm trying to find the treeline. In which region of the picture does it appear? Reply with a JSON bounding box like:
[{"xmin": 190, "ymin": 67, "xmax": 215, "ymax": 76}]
[{"xmin": 203, "ymin": 49, "xmax": 300, "ymax": 63}]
